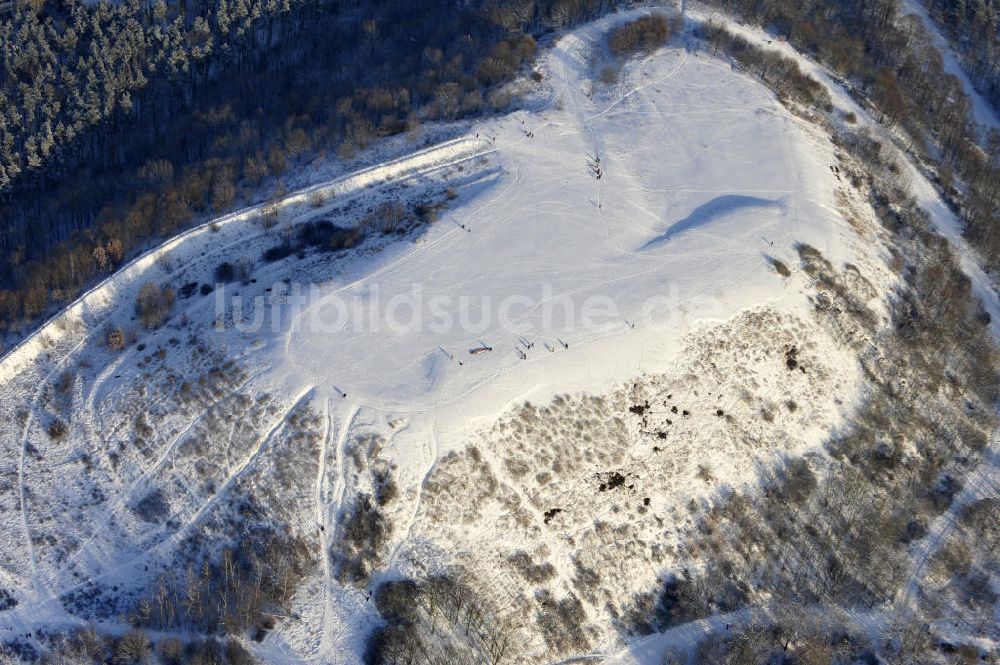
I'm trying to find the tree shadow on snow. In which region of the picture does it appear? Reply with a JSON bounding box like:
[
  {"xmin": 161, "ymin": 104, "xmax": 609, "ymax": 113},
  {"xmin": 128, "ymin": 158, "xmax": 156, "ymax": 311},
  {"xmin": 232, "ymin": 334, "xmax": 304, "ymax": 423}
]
[{"xmin": 639, "ymin": 195, "xmax": 784, "ymax": 250}]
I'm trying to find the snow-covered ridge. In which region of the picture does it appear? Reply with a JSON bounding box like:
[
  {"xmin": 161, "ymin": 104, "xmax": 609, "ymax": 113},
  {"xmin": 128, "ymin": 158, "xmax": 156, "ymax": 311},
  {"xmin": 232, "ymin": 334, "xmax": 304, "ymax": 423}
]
[{"xmin": 0, "ymin": 2, "xmax": 872, "ymax": 649}]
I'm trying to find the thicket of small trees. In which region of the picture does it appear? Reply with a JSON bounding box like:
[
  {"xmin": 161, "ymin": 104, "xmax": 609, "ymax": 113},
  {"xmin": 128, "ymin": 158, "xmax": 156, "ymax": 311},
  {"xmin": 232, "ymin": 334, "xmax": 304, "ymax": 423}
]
[
  {"xmin": 366, "ymin": 571, "xmax": 522, "ymax": 665},
  {"xmin": 699, "ymin": 22, "xmax": 831, "ymax": 110},
  {"xmin": 135, "ymin": 282, "xmax": 175, "ymax": 328},
  {"xmin": 32, "ymin": 627, "xmax": 258, "ymax": 665},
  {"xmin": 607, "ymin": 14, "xmax": 674, "ymax": 56},
  {"xmin": 130, "ymin": 524, "xmax": 312, "ymax": 637},
  {"xmin": 332, "ymin": 492, "xmax": 392, "ymax": 586}
]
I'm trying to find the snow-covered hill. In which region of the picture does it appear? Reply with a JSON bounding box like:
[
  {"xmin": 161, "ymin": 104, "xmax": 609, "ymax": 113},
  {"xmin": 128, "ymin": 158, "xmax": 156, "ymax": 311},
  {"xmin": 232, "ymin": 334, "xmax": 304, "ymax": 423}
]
[{"xmin": 0, "ymin": 6, "xmax": 947, "ymax": 664}]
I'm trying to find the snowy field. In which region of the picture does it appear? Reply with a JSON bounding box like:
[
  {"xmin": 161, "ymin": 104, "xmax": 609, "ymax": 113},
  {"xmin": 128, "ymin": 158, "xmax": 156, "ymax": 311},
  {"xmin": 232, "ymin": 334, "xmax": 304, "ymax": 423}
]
[{"xmin": 0, "ymin": 6, "xmax": 917, "ymax": 663}]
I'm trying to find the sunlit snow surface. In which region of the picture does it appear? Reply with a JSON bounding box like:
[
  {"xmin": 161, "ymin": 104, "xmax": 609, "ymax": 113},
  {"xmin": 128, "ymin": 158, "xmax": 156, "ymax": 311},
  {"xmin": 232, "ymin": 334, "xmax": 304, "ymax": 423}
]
[{"xmin": 280, "ymin": 44, "xmax": 845, "ymax": 411}]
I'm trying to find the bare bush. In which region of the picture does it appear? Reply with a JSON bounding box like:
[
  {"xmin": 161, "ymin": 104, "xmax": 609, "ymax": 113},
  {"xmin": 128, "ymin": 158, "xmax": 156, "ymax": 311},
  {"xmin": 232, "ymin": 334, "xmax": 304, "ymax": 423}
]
[
  {"xmin": 259, "ymin": 201, "xmax": 280, "ymax": 229},
  {"xmin": 135, "ymin": 282, "xmax": 175, "ymax": 328},
  {"xmin": 242, "ymin": 154, "xmax": 268, "ymax": 186},
  {"xmin": 599, "ymin": 64, "xmax": 619, "ymax": 85},
  {"xmin": 373, "ymin": 466, "xmax": 399, "ymax": 506},
  {"xmin": 770, "ymin": 258, "xmax": 791, "ymax": 277},
  {"xmin": 535, "ymin": 589, "xmax": 590, "ymax": 655},
  {"xmin": 55, "ymin": 370, "xmax": 75, "ymax": 395},
  {"xmin": 47, "ymin": 418, "xmax": 67, "ymax": 440},
  {"xmin": 508, "ymin": 551, "xmax": 556, "ymax": 584},
  {"xmin": 212, "ymin": 169, "xmax": 237, "ymax": 212},
  {"xmin": 224, "ymin": 639, "xmax": 255, "ymax": 665},
  {"xmin": 158, "ymin": 637, "xmax": 184, "ymax": 665},
  {"xmin": 608, "ymin": 15, "xmax": 673, "ymax": 56},
  {"xmin": 333, "ymin": 493, "xmax": 391, "ymax": 585},
  {"xmin": 235, "ymin": 258, "xmax": 254, "ymax": 282},
  {"xmin": 363, "ymin": 201, "xmax": 408, "ymax": 234},
  {"xmin": 215, "ymin": 262, "xmax": 236, "ymax": 283},
  {"xmin": 130, "ymin": 488, "xmax": 170, "ymax": 524},
  {"xmin": 107, "ymin": 327, "xmax": 126, "ymax": 351},
  {"xmin": 113, "ymin": 630, "xmax": 151, "ymax": 664},
  {"xmin": 308, "ymin": 190, "xmax": 328, "ymax": 208}
]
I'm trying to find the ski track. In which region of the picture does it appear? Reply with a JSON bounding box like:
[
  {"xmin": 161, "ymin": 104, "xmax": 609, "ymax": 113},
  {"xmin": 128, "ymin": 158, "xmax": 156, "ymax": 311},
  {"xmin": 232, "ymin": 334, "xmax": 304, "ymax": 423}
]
[
  {"xmin": 14, "ymin": 322, "xmax": 98, "ymax": 590},
  {"xmin": 899, "ymin": 0, "xmax": 1000, "ymax": 138},
  {"xmin": 280, "ymin": 148, "xmax": 508, "ymax": 365},
  {"xmin": 17, "ymin": 413, "xmax": 37, "ymax": 588},
  {"xmin": 1, "ymin": 132, "xmax": 497, "ymax": 601},
  {"xmin": 331, "ymin": 405, "xmax": 360, "ymax": 513},
  {"xmin": 894, "ymin": 427, "xmax": 1000, "ymax": 619},
  {"xmin": 0, "ymin": 131, "xmax": 496, "ymax": 633},
  {"xmin": 50, "ymin": 386, "xmax": 315, "ymax": 603},
  {"xmin": 159, "ymin": 387, "xmax": 315, "ymax": 553},
  {"xmin": 0, "ymin": 136, "xmax": 492, "ymax": 386},
  {"xmin": 324, "ymin": 404, "xmax": 361, "ymax": 655},
  {"xmin": 386, "ymin": 417, "xmax": 437, "ymax": 570},
  {"xmin": 46, "ymin": 369, "xmax": 264, "ymax": 589},
  {"xmin": 585, "ymin": 44, "xmax": 690, "ymax": 123},
  {"xmin": 315, "ymin": 397, "xmax": 335, "ymax": 658}
]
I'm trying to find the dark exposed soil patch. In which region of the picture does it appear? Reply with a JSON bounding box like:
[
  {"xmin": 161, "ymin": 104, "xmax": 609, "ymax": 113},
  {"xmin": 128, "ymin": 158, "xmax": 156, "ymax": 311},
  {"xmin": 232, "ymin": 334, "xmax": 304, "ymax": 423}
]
[{"xmin": 598, "ymin": 471, "xmax": 627, "ymax": 492}]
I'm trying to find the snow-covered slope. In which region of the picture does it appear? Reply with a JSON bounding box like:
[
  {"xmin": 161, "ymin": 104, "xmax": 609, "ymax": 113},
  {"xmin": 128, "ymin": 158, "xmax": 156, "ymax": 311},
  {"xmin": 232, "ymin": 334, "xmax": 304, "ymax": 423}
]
[
  {"xmin": 0, "ymin": 7, "xmax": 902, "ymax": 663},
  {"xmin": 686, "ymin": 3, "xmax": 1000, "ymax": 333}
]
